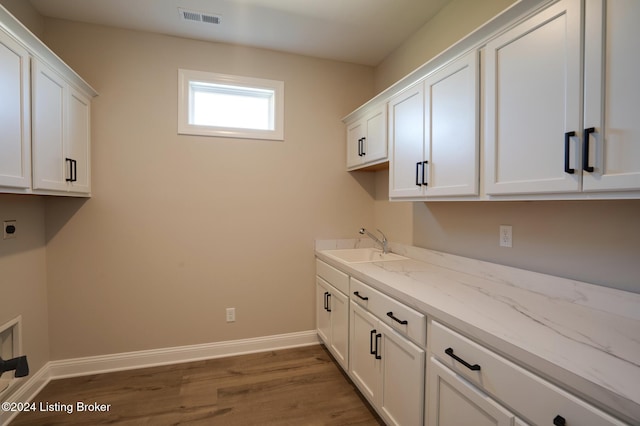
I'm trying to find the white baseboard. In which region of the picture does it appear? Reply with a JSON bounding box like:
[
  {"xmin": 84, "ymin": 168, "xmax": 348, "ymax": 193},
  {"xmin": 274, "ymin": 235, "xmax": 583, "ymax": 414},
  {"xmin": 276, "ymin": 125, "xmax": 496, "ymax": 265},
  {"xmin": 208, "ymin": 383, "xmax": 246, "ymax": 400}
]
[
  {"xmin": 1, "ymin": 330, "xmax": 319, "ymax": 426},
  {"xmin": 48, "ymin": 330, "xmax": 319, "ymax": 379},
  {"xmin": 0, "ymin": 365, "xmax": 51, "ymax": 426}
]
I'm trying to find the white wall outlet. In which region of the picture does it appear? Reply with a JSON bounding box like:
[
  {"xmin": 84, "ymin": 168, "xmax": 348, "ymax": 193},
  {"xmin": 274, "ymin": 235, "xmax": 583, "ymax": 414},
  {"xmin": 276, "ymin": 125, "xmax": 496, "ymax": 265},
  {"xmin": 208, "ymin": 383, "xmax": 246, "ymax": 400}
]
[
  {"xmin": 3, "ymin": 220, "xmax": 17, "ymax": 240},
  {"xmin": 226, "ymin": 307, "xmax": 236, "ymax": 323},
  {"xmin": 499, "ymin": 225, "xmax": 512, "ymax": 248}
]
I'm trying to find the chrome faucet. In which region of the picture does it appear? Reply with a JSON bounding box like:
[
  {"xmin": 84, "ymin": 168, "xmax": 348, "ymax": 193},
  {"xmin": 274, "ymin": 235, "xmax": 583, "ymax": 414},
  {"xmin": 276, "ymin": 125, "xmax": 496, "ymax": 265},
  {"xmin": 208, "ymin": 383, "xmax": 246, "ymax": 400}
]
[{"xmin": 359, "ymin": 228, "xmax": 389, "ymax": 254}]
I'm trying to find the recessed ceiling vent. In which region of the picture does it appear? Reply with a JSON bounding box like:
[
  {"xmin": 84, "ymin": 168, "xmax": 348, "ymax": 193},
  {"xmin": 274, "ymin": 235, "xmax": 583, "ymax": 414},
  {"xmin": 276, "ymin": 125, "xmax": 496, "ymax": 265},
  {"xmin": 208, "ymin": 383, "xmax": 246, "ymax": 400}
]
[{"xmin": 178, "ymin": 8, "xmax": 222, "ymax": 25}]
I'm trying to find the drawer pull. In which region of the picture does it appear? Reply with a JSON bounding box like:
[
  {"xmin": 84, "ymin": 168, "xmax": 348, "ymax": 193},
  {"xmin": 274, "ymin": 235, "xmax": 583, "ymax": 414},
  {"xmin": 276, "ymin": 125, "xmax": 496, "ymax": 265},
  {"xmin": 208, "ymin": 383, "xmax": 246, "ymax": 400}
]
[
  {"xmin": 553, "ymin": 415, "xmax": 566, "ymax": 426},
  {"xmin": 387, "ymin": 311, "xmax": 408, "ymax": 325},
  {"xmin": 353, "ymin": 291, "xmax": 369, "ymax": 301},
  {"xmin": 445, "ymin": 347, "xmax": 481, "ymax": 371}
]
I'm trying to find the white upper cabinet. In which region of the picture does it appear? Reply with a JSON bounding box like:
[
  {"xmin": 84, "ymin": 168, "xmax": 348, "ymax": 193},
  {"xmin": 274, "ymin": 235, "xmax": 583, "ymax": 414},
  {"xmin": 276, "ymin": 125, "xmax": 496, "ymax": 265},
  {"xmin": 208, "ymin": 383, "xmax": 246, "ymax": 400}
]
[
  {"xmin": 346, "ymin": 103, "xmax": 387, "ymax": 170},
  {"xmin": 582, "ymin": 0, "xmax": 640, "ymax": 192},
  {"xmin": 484, "ymin": 0, "xmax": 640, "ymax": 197},
  {"xmin": 346, "ymin": 0, "xmax": 639, "ymax": 200},
  {"xmin": 31, "ymin": 58, "xmax": 92, "ymax": 195},
  {"xmin": 67, "ymin": 86, "xmax": 91, "ymax": 193},
  {"xmin": 423, "ymin": 51, "xmax": 479, "ymax": 197},
  {"xmin": 390, "ymin": 50, "xmax": 479, "ymax": 200},
  {"xmin": 1, "ymin": 4, "xmax": 96, "ymax": 197},
  {"xmin": 483, "ymin": 0, "xmax": 582, "ymax": 195},
  {"xmin": 32, "ymin": 59, "xmax": 67, "ymax": 192},
  {"xmin": 388, "ymin": 83, "xmax": 425, "ymax": 199},
  {"xmin": 0, "ymin": 30, "xmax": 30, "ymax": 189}
]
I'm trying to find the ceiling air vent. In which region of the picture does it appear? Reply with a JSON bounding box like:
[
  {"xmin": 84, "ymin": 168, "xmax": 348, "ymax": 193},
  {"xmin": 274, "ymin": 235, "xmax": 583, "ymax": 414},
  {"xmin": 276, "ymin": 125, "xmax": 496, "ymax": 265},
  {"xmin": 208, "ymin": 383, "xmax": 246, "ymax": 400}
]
[{"xmin": 178, "ymin": 8, "xmax": 222, "ymax": 25}]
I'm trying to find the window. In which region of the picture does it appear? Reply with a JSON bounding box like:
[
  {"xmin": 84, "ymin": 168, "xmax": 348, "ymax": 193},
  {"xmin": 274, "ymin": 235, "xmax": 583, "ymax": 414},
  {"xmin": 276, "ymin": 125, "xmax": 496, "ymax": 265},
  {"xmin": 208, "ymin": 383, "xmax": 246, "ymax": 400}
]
[{"xmin": 178, "ymin": 69, "xmax": 284, "ymax": 140}]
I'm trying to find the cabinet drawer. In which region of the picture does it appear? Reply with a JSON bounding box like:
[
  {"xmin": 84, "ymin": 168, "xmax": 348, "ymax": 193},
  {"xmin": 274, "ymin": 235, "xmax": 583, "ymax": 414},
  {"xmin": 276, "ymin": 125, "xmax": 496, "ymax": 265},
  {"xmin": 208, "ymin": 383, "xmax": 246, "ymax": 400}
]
[
  {"xmin": 431, "ymin": 321, "xmax": 625, "ymax": 426},
  {"xmin": 351, "ymin": 278, "xmax": 426, "ymax": 346},
  {"xmin": 316, "ymin": 259, "xmax": 349, "ymax": 294}
]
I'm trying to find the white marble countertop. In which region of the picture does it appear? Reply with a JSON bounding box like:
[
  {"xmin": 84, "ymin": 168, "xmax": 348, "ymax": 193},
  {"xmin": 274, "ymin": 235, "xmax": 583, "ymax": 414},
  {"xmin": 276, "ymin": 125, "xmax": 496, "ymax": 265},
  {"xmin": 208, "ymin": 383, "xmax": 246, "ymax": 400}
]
[{"xmin": 315, "ymin": 239, "xmax": 640, "ymax": 424}]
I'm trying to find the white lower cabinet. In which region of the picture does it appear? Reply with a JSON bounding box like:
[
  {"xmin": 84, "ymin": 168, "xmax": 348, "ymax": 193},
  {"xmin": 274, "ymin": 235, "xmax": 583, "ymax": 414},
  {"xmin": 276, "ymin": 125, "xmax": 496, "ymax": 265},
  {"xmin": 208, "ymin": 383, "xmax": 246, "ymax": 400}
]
[
  {"xmin": 350, "ymin": 301, "xmax": 425, "ymax": 426},
  {"xmin": 316, "ymin": 276, "xmax": 349, "ymax": 370},
  {"xmin": 316, "ymin": 259, "xmax": 628, "ymax": 425},
  {"xmin": 428, "ymin": 357, "xmax": 523, "ymax": 426},
  {"xmin": 315, "ymin": 260, "xmax": 349, "ymax": 370},
  {"xmin": 429, "ymin": 320, "xmax": 627, "ymax": 426}
]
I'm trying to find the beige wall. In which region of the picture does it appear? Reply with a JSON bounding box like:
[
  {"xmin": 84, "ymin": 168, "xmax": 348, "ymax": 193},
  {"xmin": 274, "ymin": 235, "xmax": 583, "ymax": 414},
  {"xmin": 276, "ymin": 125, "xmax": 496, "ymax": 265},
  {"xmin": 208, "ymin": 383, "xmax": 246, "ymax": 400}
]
[
  {"xmin": 413, "ymin": 200, "xmax": 640, "ymax": 293},
  {"xmin": 39, "ymin": 19, "xmax": 376, "ymax": 359},
  {"xmin": 0, "ymin": 195, "xmax": 49, "ymax": 380},
  {"xmin": 370, "ymin": 0, "xmax": 640, "ymax": 293},
  {"xmin": 374, "ymin": 0, "xmax": 516, "ymax": 93}
]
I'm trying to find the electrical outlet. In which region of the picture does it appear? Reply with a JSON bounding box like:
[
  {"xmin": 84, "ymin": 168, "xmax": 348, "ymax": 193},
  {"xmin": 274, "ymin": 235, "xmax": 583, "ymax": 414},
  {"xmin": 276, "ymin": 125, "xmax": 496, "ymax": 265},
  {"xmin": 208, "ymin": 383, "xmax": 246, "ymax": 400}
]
[
  {"xmin": 226, "ymin": 308, "xmax": 236, "ymax": 323},
  {"xmin": 499, "ymin": 225, "xmax": 512, "ymax": 248},
  {"xmin": 3, "ymin": 221, "xmax": 17, "ymax": 240}
]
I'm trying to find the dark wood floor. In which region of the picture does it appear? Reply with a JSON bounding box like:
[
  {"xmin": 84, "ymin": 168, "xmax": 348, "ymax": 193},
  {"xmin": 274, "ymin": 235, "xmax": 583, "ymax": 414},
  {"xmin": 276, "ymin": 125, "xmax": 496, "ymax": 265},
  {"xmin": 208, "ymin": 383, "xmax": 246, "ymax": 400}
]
[{"xmin": 11, "ymin": 344, "xmax": 384, "ymax": 425}]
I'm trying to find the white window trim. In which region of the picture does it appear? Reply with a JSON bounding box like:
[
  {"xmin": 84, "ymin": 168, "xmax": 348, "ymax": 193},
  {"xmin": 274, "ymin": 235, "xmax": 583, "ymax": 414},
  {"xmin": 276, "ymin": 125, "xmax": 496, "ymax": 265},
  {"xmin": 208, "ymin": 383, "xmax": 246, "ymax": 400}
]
[{"xmin": 178, "ymin": 69, "xmax": 284, "ymax": 140}]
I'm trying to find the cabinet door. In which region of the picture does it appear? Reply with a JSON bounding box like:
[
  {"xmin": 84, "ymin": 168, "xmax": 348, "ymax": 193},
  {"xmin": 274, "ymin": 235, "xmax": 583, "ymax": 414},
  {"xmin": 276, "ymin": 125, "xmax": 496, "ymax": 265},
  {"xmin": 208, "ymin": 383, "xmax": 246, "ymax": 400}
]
[
  {"xmin": 67, "ymin": 86, "xmax": 91, "ymax": 193},
  {"xmin": 32, "ymin": 59, "xmax": 68, "ymax": 191},
  {"xmin": 428, "ymin": 357, "xmax": 515, "ymax": 426},
  {"xmin": 347, "ymin": 120, "xmax": 365, "ymax": 168},
  {"xmin": 0, "ymin": 31, "xmax": 30, "ymax": 189},
  {"xmin": 424, "ymin": 50, "xmax": 479, "ymax": 197},
  {"xmin": 362, "ymin": 104, "xmax": 387, "ymax": 165},
  {"xmin": 316, "ymin": 278, "xmax": 331, "ymax": 346},
  {"xmin": 349, "ymin": 301, "xmax": 380, "ymax": 404},
  {"xmin": 484, "ymin": 0, "xmax": 582, "ymax": 195},
  {"xmin": 389, "ymin": 83, "xmax": 425, "ymax": 198},
  {"xmin": 378, "ymin": 321, "xmax": 425, "ymax": 426},
  {"xmin": 328, "ymin": 287, "xmax": 349, "ymax": 370},
  {"xmin": 583, "ymin": 0, "xmax": 640, "ymax": 192}
]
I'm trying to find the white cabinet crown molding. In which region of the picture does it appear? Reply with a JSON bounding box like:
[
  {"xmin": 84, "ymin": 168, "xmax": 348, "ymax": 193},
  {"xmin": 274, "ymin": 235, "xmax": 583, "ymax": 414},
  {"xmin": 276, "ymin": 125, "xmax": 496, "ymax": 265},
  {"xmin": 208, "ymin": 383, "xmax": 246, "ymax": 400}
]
[
  {"xmin": 342, "ymin": 0, "xmax": 553, "ymax": 125},
  {"xmin": 0, "ymin": 4, "xmax": 97, "ymax": 98}
]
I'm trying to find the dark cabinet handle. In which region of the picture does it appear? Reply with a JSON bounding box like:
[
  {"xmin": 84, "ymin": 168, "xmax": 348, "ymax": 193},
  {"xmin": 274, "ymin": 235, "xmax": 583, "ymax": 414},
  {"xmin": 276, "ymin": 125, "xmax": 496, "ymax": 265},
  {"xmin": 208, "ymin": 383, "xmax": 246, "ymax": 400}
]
[
  {"xmin": 445, "ymin": 347, "xmax": 481, "ymax": 371},
  {"xmin": 370, "ymin": 329, "xmax": 377, "ymax": 355},
  {"xmin": 71, "ymin": 159, "xmax": 77, "ymax": 182},
  {"xmin": 416, "ymin": 162, "xmax": 422, "ymax": 186},
  {"xmin": 65, "ymin": 158, "xmax": 77, "ymax": 182},
  {"xmin": 361, "ymin": 137, "xmax": 366, "ymax": 156},
  {"xmin": 564, "ymin": 131, "xmax": 575, "ymax": 174},
  {"xmin": 353, "ymin": 291, "xmax": 369, "ymax": 301},
  {"xmin": 553, "ymin": 415, "xmax": 566, "ymax": 426},
  {"xmin": 583, "ymin": 127, "xmax": 595, "ymax": 172},
  {"xmin": 375, "ymin": 333, "xmax": 382, "ymax": 359},
  {"xmin": 65, "ymin": 158, "xmax": 72, "ymax": 182},
  {"xmin": 387, "ymin": 311, "xmax": 408, "ymax": 325},
  {"xmin": 323, "ymin": 292, "xmax": 329, "ymax": 311},
  {"xmin": 422, "ymin": 160, "xmax": 428, "ymax": 186},
  {"xmin": 326, "ymin": 293, "xmax": 331, "ymax": 312}
]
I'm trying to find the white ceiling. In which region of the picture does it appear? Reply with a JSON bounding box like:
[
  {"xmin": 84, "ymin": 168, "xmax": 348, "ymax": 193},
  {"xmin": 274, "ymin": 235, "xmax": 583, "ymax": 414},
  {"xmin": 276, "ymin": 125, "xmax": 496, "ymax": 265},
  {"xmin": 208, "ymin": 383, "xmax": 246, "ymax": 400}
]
[{"xmin": 28, "ymin": 0, "xmax": 450, "ymax": 66}]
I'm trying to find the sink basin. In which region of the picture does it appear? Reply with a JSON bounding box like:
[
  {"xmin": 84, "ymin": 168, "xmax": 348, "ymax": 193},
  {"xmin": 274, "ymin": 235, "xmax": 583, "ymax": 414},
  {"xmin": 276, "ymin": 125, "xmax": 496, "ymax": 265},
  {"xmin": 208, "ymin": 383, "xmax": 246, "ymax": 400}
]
[{"xmin": 322, "ymin": 248, "xmax": 408, "ymax": 263}]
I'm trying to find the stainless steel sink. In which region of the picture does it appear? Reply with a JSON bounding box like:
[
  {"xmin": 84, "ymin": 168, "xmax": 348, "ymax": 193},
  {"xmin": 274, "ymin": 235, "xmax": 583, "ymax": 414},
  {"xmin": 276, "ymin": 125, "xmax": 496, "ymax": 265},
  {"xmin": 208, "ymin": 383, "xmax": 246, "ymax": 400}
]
[{"xmin": 321, "ymin": 248, "xmax": 408, "ymax": 263}]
